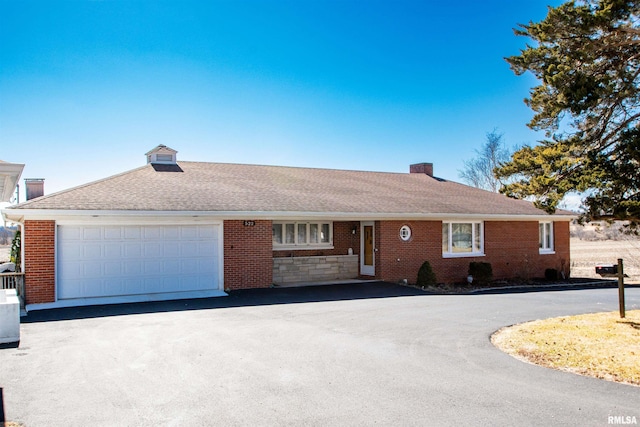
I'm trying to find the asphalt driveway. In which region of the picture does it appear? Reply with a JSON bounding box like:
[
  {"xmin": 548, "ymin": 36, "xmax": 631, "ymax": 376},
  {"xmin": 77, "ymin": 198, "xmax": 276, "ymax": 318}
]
[{"xmin": 1, "ymin": 283, "xmax": 639, "ymax": 426}]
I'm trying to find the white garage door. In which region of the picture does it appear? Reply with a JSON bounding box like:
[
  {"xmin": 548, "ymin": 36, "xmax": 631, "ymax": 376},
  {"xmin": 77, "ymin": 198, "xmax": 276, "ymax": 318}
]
[{"xmin": 57, "ymin": 224, "xmax": 221, "ymax": 301}]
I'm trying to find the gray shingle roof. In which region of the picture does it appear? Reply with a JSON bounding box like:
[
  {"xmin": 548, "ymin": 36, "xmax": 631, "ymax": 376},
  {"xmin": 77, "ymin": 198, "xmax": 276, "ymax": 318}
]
[{"xmin": 7, "ymin": 161, "xmax": 573, "ymax": 218}]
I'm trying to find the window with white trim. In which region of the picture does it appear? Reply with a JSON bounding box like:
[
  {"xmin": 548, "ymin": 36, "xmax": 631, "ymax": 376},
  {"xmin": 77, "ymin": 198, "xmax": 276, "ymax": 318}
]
[
  {"xmin": 272, "ymin": 221, "xmax": 332, "ymax": 248},
  {"xmin": 539, "ymin": 222, "xmax": 554, "ymax": 253},
  {"xmin": 442, "ymin": 221, "xmax": 484, "ymax": 257}
]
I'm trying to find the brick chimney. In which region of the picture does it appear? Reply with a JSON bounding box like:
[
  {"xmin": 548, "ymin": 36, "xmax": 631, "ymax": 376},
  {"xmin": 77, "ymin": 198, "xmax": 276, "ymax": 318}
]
[
  {"xmin": 409, "ymin": 163, "xmax": 433, "ymax": 177},
  {"xmin": 25, "ymin": 178, "xmax": 45, "ymax": 200}
]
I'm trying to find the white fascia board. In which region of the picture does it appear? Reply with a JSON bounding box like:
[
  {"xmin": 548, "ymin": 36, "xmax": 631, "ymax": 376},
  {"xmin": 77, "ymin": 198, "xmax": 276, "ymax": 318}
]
[
  {"xmin": 1, "ymin": 209, "xmax": 23, "ymax": 225},
  {"xmin": 2, "ymin": 208, "xmax": 576, "ymax": 222},
  {"xmin": 263, "ymin": 212, "xmax": 575, "ymax": 222},
  {"xmin": 54, "ymin": 217, "xmax": 224, "ymax": 226}
]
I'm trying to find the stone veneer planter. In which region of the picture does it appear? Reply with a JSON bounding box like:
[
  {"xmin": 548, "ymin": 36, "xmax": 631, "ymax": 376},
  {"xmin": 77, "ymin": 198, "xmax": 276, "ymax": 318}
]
[{"xmin": 273, "ymin": 255, "xmax": 359, "ymax": 285}]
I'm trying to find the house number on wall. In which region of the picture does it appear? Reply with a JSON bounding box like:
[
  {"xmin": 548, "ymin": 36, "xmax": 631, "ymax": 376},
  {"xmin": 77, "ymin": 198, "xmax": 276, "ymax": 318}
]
[{"xmin": 243, "ymin": 220, "xmax": 256, "ymax": 227}]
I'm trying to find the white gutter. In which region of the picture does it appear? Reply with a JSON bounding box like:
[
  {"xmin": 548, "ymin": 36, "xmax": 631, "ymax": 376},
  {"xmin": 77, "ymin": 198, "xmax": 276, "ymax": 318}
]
[{"xmin": 1, "ymin": 208, "xmax": 576, "ymax": 222}]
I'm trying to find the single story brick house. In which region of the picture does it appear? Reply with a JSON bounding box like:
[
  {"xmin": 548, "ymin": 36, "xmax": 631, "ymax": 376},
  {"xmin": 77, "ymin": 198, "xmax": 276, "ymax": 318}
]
[{"xmin": 1, "ymin": 145, "xmax": 573, "ymax": 310}]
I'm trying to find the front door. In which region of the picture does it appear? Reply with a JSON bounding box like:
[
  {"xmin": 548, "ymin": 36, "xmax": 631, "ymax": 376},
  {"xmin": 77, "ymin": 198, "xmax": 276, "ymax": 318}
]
[{"xmin": 360, "ymin": 222, "xmax": 375, "ymax": 276}]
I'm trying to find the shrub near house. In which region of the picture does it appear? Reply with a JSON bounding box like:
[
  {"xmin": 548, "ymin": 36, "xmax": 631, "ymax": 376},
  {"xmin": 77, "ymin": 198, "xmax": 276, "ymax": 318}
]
[{"xmin": 468, "ymin": 262, "xmax": 492, "ymax": 285}]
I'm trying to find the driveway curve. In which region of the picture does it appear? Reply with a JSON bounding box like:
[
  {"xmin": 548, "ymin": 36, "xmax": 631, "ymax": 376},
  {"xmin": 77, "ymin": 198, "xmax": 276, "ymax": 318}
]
[{"xmin": 1, "ymin": 283, "xmax": 639, "ymax": 426}]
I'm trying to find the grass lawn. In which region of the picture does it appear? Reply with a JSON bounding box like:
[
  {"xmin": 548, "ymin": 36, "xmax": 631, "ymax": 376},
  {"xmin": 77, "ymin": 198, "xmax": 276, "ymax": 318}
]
[{"xmin": 492, "ymin": 310, "xmax": 640, "ymax": 386}]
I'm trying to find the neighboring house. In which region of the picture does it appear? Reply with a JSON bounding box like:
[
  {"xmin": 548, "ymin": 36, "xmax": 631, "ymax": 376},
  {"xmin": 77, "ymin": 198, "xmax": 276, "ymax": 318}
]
[
  {"xmin": 1, "ymin": 145, "xmax": 573, "ymax": 310},
  {"xmin": 0, "ymin": 160, "xmax": 25, "ymax": 203}
]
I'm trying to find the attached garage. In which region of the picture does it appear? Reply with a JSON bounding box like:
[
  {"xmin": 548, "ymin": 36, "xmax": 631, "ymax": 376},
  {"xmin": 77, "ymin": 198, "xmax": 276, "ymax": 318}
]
[{"xmin": 56, "ymin": 222, "xmax": 224, "ymax": 303}]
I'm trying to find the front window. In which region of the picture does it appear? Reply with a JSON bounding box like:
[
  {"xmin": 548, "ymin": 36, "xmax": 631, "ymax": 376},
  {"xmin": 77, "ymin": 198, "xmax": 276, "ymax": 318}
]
[
  {"xmin": 297, "ymin": 223, "xmax": 307, "ymax": 244},
  {"xmin": 321, "ymin": 224, "xmax": 330, "ymax": 243},
  {"xmin": 539, "ymin": 222, "xmax": 554, "ymax": 253},
  {"xmin": 273, "ymin": 221, "xmax": 333, "ymax": 248},
  {"xmin": 272, "ymin": 224, "xmax": 283, "ymax": 244},
  {"xmin": 442, "ymin": 221, "xmax": 483, "ymax": 257},
  {"xmin": 285, "ymin": 223, "xmax": 295, "ymax": 244}
]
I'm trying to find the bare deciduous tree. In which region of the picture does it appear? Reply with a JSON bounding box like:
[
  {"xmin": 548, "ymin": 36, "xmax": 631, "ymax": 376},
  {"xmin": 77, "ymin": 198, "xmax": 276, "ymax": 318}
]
[{"xmin": 459, "ymin": 130, "xmax": 512, "ymax": 192}]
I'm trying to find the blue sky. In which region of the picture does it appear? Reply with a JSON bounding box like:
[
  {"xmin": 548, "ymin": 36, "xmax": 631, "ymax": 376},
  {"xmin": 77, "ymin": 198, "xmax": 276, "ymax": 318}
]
[{"xmin": 1, "ymin": 0, "xmax": 563, "ymax": 203}]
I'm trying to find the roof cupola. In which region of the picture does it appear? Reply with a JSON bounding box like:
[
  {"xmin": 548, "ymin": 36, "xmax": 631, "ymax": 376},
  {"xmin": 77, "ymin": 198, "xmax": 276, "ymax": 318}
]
[{"xmin": 145, "ymin": 145, "xmax": 178, "ymax": 165}]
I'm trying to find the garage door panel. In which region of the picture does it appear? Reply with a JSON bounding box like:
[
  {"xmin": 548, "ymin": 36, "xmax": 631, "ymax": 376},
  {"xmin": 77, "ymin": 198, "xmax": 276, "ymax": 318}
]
[
  {"xmin": 159, "ymin": 241, "xmax": 174, "ymax": 257},
  {"xmin": 124, "ymin": 260, "xmax": 142, "ymax": 275},
  {"xmin": 84, "ymin": 280, "xmax": 105, "ymax": 297},
  {"xmin": 164, "ymin": 259, "xmax": 180, "ymax": 275},
  {"xmin": 82, "ymin": 227, "xmax": 102, "ymax": 240},
  {"xmin": 180, "ymin": 275, "xmax": 207, "ymax": 290},
  {"xmin": 58, "ymin": 278, "xmax": 82, "ymax": 299},
  {"xmin": 164, "ymin": 227, "xmax": 180, "ymax": 239},
  {"xmin": 164, "ymin": 244, "xmax": 180, "ymax": 258},
  {"xmin": 59, "ymin": 244, "xmax": 82, "ymax": 260},
  {"xmin": 198, "ymin": 241, "xmax": 216, "ymax": 255},
  {"xmin": 178, "ymin": 242, "xmax": 198, "ymax": 257},
  {"xmin": 58, "ymin": 223, "xmax": 221, "ymax": 300},
  {"xmin": 144, "ymin": 227, "xmax": 163, "ymax": 239},
  {"xmin": 143, "ymin": 242, "xmax": 162, "ymax": 258},
  {"xmin": 104, "ymin": 262, "xmax": 122, "ymax": 276},
  {"xmin": 109, "ymin": 278, "xmax": 126, "ymax": 296},
  {"xmin": 124, "ymin": 243, "xmax": 142, "ymax": 257},
  {"xmin": 104, "ymin": 228, "xmax": 122, "ymax": 239},
  {"xmin": 144, "ymin": 260, "xmax": 162, "ymax": 274},
  {"xmin": 83, "ymin": 244, "xmax": 102, "ymax": 259},
  {"xmin": 180, "ymin": 258, "xmax": 197, "ymax": 271},
  {"xmin": 199, "ymin": 259, "xmax": 216, "ymax": 274},
  {"xmin": 58, "ymin": 262, "xmax": 82, "ymax": 281},
  {"xmin": 60, "ymin": 226, "xmax": 81, "ymax": 240},
  {"xmin": 104, "ymin": 244, "xmax": 122, "ymax": 259},
  {"xmin": 124, "ymin": 277, "xmax": 144, "ymax": 293},
  {"xmin": 143, "ymin": 277, "xmax": 158, "ymax": 292},
  {"xmin": 83, "ymin": 261, "xmax": 103, "ymax": 277},
  {"xmin": 181, "ymin": 226, "xmax": 198, "ymax": 239},
  {"xmin": 199, "ymin": 227, "xmax": 217, "ymax": 239},
  {"xmin": 124, "ymin": 227, "xmax": 141, "ymax": 239}
]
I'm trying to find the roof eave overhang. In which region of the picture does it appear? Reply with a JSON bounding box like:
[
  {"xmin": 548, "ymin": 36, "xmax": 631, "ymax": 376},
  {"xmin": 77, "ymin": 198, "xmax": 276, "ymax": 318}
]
[
  {"xmin": 1, "ymin": 208, "xmax": 577, "ymax": 223},
  {"xmin": 0, "ymin": 162, "xmax": 25, "ymax": 202}
]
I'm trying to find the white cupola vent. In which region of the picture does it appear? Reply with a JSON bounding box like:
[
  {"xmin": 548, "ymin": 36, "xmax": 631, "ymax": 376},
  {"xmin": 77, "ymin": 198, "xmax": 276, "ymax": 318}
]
[{"xmin": 145, "ymin": 145, "xmax": 178, "ymax": 165}]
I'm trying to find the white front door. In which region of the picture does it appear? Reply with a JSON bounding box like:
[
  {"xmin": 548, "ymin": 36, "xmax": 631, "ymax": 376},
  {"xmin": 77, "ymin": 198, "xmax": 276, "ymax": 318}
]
[{"xmin": 360, "ymin": 222, "xmax": 375, "ymax": 276}]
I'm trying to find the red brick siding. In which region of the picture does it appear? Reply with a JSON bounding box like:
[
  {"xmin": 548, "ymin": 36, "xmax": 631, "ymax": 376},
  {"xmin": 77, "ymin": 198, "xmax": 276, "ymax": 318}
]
[
  {"xmin": 484, "ymin": 221, "xmax": 570, "ymax": 280},
  {"xmin": 376, "ymin": 221, "xmax": 438, "ymax": 282},
  {"xmin": 23, "ymin": 220, "xmax": 56, "ymax": 304},
  {"xmin": 376, "ymin": 220, "xmax": 571, "ymax": 285},
  {"xmin": 374, "ymin": 221, "xmax": 382, "ymax": 278},
  {"xmin": 272, "ymin": 221, "xmax": 360, "ymax": 258},
  {"xmin": 223, "ymin": 220, "xmax": 273, "ymax": 290}
]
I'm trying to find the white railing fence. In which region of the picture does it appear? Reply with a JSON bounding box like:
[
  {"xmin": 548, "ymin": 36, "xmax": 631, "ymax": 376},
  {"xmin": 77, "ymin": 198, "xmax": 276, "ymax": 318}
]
[{"xmin": 1, "ymin": 272, "xmax": 25, "ymax": 309}]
